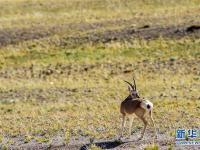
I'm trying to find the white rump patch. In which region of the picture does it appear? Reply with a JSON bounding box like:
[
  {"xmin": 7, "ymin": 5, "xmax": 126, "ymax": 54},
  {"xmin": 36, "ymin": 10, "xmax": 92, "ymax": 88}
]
[{"xmin": 140, "ymin": 99, "xmax": 153, "ymax": 111}]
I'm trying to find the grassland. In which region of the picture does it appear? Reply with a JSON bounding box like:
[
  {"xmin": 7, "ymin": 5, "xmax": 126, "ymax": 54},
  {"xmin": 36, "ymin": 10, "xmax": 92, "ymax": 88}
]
[{"xmin": 0, "ymin": 0, "xmax": 200, "ymax": 149}]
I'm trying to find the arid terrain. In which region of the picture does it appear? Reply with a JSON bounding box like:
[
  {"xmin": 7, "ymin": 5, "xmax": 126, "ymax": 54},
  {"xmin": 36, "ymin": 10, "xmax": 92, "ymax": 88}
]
[{"xmin": 0, "ymin": 0, "xmax": 200, "ymax": 149}]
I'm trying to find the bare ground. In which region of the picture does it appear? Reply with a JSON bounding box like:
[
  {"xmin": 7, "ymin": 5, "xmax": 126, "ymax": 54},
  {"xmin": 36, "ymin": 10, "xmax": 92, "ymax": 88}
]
[
  {"xmin": 1, "ymin": 59, "xmax": 199, "ymax": 79},
  {"xmin": 4, "ymin": 131, "xmax": 200, "ymax": 150},
  {"xmin": 0, "ymin": 15, "xmax": 200, "ymax": 48},
  {"xmin": 61, "ymin": 23, "xmax": 200, "ymax": 48}
]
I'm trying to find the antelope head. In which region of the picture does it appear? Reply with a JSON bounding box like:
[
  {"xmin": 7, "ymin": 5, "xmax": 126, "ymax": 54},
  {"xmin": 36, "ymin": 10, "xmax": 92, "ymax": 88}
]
[{"xmin": 124, "ymin": 78, "xmax": 140, "ymax": 99}]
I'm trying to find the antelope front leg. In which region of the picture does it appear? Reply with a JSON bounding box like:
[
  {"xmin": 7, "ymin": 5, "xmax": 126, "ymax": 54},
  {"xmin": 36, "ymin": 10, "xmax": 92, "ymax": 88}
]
[
  {"xmin": 128, "ymin": 116, "xmax": 133, "ymax": 137},
  {"xmin": 120, "ymin": 115, "xmax": 126, "ymax": 138},
  {"xmin": 138, "ymin": 117, "xmax": 148, "ymax": 140},
  {"xmin": 149, "ymin": 110, "xmax": 157, "ymax": 139}
]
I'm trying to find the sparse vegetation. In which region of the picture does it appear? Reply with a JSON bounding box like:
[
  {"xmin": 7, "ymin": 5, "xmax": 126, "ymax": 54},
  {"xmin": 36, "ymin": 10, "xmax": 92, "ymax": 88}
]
[
  {"xmin": 144, "ymin": 144, "xmax": 159, "ymax": 150},
  {"xmin": 0, "ymin": 0, "xmax": 200, "ymax": 149},
  {"xmin": 88, "ymin": 144, "xmax": 103, "ymax": 150}
]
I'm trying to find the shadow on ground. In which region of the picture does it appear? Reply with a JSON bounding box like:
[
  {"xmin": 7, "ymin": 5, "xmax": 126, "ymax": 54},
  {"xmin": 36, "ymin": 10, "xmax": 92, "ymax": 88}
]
[{"xmin": 80, "ymin": 139, "xmax": 126, "ymax": 150}]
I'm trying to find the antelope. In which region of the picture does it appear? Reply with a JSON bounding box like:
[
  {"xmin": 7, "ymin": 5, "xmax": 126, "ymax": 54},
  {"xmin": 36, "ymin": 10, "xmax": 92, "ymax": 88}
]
[{"xmin": 120, "ymin": 78, "xmax": 157, "ymax": 140}]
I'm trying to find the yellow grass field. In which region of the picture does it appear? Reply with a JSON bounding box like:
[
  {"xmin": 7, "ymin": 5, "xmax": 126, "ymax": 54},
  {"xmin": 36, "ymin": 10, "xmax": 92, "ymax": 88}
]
[{"xmin": 0, "ymin": 0, "xmax": 200, "ymax": 149}]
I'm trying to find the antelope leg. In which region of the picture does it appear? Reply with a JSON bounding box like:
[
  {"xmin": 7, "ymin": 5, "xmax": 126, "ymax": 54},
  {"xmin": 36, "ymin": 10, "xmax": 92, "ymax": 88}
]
[
  {"xmin": 138, "ymin": 117, "xmax": 148, "ymax": 140},
  {"xmin": 149, "ymin": 110, "xmax": 157, "ymax": 139},
  {"xmin": 129, "ymin": 116, "xmax": 133, "ymax": 136},
  {"xmin": 120, "ymin": 115, "xmax": 126, "ymax": 138}
]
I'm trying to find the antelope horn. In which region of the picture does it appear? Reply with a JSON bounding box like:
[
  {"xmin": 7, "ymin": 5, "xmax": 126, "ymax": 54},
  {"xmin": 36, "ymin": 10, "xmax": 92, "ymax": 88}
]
[
  {"xmin": 124, "ymin": 80, "xmax": 135, "ymax": 90},
  {"xmin": 133, "ymin": 77, "xmax": 137, "ymax": 90}
]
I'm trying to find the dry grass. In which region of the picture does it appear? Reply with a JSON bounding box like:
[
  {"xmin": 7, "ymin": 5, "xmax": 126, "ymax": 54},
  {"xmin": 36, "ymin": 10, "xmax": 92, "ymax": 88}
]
[
  {"xmin": 0, "ymin": 0, "xmax": 200, "ymax": 29},
  {"xmin": 0, "ymin": 0, "xmax": 200, "ymax": 149}
]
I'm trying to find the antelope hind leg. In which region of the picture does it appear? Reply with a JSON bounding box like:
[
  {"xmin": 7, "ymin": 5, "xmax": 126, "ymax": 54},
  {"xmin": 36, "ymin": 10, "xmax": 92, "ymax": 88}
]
[
  {"xmin": 149, "ymin": 110, "xmax": 157, "ymax": 139},
  {"xmin": 138, "ymin": 117, "xmax": 148, "ymax": 140}
]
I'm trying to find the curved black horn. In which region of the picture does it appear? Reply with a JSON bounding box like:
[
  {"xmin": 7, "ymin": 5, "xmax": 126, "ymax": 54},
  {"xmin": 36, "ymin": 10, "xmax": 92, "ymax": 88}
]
[
  {"xmin": 124, "ymin": 80, "xmax": 135, "ymax": 90},
  {"xmin": 133, "ymin": 78, "xmax": 137, "ymax": 90}
]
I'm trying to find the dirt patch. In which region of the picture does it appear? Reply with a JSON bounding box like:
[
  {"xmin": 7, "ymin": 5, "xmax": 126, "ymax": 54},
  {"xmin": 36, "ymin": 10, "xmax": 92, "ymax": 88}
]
[
  {"xmin": 4, "ymin": 131, "xmax": 199, "ymax": 150},
  {"xmin": 0, "ymin": 27, "xmax": 51, "ymax": 47},
  {"xmin": 60, "ymin": 23, "xmax": 200, "ymax": 48},
  {"xmin": 0, "ymin": 59, "xmax": 199, "ymax": 102},
  {"xmin": 0, "ymin": 16, "xmax": 200, "ymax": 48},
  {"xmin": 0, "ymin": 59, "xmax": 199, "ymax": 79},
  {"xmin": 0, "ymin": 18, "xmax": 139, "ymax": 48},
  {"xmin": 0, "ymin": 87, "xmax": 96, "ymax": 103}
]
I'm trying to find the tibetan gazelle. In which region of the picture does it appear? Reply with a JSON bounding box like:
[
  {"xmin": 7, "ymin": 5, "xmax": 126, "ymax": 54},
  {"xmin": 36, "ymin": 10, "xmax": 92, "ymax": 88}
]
[{"xmin": 120, "ymin": 79, "xmax": 157, "ymax": 140}]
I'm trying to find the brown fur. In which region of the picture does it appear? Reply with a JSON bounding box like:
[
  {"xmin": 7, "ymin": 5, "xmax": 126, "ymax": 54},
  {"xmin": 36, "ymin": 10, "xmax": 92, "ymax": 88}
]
[
  {"xmin": 120, "ymin": 94, "xmax": 157, "ymax": 140},
  {"xmin": 120, "ymin": 95, "xmax": 142, "ymax": 115}
]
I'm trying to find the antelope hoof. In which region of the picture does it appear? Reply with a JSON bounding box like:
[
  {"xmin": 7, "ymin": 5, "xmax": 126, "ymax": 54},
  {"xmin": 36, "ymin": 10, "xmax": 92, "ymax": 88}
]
[
  {"xmin": 154, "ymin": 135, "xmax": 158, "ymax": 140},
  {"xmin": 118, "ymin": 135, "xmax": 123, "ymax": 140},
  {"xmin": 137, "ymin": 137, "xmax": 143, "ymax": 141},
  {"xmin": 117, "ymin": 137, "xmax": 122, "ymax": 142},
  {"xmin": 129, "ymin": 133, "xmax": 132, "ymax": 138},
  {"xmin": 125, "ymin": 136, "xmax": 130, "ymax": 140}
]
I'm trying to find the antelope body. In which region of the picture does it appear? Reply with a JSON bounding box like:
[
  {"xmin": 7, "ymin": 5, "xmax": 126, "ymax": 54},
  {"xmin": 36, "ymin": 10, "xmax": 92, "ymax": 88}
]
[{"xmin": 120, "ymin": 79, "xmax": 157, "ymax": 140}]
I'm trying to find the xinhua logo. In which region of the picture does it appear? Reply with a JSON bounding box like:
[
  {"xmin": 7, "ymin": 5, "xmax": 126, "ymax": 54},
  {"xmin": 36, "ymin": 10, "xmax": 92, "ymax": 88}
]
[{"xmin": 176, "ymin": 129, "xmax": 200, "ymax": 145}]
